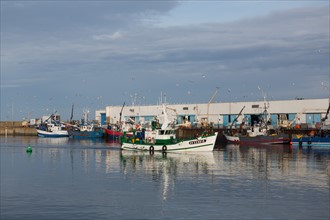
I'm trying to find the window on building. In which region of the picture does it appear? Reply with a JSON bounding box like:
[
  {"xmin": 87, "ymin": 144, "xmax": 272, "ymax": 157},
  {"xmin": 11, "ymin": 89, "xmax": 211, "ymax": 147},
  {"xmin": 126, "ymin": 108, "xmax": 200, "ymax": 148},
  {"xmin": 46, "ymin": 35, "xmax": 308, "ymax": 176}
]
[{"xmin": 183, "ymin": 107, "xmax": 188, "ymax": 110}]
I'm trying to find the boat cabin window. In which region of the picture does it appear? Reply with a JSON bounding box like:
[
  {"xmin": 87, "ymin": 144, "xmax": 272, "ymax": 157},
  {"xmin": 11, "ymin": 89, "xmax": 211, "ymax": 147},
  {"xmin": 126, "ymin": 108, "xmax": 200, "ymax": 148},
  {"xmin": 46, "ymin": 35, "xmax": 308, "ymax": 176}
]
[
  {"xmin": 165, "ymin": 130, "xmax": 175, "ymax": 135},
  {"xmin": 158, "ymin": 130, "xmax": 175, "ymax": 135}
]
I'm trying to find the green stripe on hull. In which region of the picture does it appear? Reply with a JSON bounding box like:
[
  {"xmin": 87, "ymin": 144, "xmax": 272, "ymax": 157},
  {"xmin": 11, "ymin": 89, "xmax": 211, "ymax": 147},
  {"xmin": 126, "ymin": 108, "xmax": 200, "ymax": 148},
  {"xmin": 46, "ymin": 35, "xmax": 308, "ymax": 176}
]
[
  {"xmin": 165, "ymin": 143, "xmax": 214, "ymax": 151},
  {"xmin": 122, "ymin": 143, "xmax": 214, "ymax": 151}
]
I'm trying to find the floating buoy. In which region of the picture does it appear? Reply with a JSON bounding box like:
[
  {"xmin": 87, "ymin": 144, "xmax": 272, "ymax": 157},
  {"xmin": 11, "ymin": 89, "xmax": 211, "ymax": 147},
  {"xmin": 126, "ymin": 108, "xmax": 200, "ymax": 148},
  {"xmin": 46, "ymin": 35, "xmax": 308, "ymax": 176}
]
[{"xmin": 26, "ymin": 145, "xmax": 32, "ymax": 153}]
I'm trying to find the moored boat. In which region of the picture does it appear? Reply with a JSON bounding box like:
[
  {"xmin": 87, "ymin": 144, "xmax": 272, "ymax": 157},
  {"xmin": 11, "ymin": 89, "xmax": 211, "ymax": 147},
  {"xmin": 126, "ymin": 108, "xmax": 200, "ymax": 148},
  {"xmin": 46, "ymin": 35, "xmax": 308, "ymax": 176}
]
[
  {"xmin": 223, "ymin": 104, "xmax": 290, "ymax": 145},
  {"xmin": 121, "ymin": 130, "xmax": 218, "ymax": 152},
  {"xmin": 238, "ymin": 123, "xmax": 290, "ymax": 145},
  {"xmin": 223, "ymin": 130, "xmax": 240, "ymax": 144},
  {"xmin": 223, "ymin": 128, "xmax": 290, "ymax": 145},
  {"xmin": 239, "ymin": 133, "xmax": 290, "ymax": 145},
  {"xmin": 223, "ymin": 106, "xmax": 244, "ymax": 144},
  {"xmin": 291, "ymin": 101, "xmax": 330, "ymax": 147},
  {"xmin": 36, "ymin": 124, "xmax": 69, "ymax": 137},
  {"xmin": 121, "ymin": 104, "xmax": 218, "ymax": 152},
  {"xmin": 36, "ymin": 112, "xmax": 69, "ymax": 137},
  {"xmin": 68, "ymin": 109, "xmax": 103, "ymax": 138},
  {"xmin": 291, "ymin": 135, "xmax": 330, "ymax": 147},
  {"xmin": 68, "ymin": 124, "xmax": 103, "ymax": 138},
  {"xmin": 104, "ymin": 128, "xmax": 123, "ymax": 139},
  {"xmin": 104, "ymin": 102, "xmax": 127, "ymax": 140}
]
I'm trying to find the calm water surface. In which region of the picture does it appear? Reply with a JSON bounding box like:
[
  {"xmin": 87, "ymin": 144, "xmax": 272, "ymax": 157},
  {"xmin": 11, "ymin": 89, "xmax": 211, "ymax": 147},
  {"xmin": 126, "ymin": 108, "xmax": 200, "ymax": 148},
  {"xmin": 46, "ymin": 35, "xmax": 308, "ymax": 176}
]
[{"xmin": 1, "ymin": 136, "xmax": 329, "ymax": 220}]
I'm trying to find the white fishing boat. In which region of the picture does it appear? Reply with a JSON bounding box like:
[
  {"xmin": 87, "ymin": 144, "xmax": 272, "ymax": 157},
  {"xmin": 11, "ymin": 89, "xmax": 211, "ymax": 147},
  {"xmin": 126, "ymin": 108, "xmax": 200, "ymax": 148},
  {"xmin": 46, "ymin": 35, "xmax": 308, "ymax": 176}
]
[
  {"xmin": 223, "ymin": 130, "xmax": 240, "ymax": 143},
  {"xmin": 36, "ymin": 122, "xmax": 69, "ymax": 137},
  {"xmin": 223, "ymin": 106, "xmax": 244, "ymax": 144},
  {"xmin": 121, "ymin": 104, "xmax": 218, "ymax": 152},
  {"xmin": 36, "ymin": 111, "xmax": 69, "ymax": 137}
]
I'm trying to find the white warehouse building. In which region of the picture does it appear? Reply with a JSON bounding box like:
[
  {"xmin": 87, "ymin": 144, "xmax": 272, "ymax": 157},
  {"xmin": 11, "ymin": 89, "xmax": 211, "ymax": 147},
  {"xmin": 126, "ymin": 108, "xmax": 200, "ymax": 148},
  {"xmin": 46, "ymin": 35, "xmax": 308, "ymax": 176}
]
[{"xmin": 96, "ymin": 98, "xmax": 330, "ymax": 129}]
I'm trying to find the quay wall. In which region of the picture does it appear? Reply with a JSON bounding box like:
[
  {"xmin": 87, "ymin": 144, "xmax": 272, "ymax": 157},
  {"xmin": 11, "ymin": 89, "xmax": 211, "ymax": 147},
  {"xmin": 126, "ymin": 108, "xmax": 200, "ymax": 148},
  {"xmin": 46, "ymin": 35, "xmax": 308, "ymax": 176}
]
[{"xmin": 0, "ymin": 121, "xmax": 37, "ymax": 136}]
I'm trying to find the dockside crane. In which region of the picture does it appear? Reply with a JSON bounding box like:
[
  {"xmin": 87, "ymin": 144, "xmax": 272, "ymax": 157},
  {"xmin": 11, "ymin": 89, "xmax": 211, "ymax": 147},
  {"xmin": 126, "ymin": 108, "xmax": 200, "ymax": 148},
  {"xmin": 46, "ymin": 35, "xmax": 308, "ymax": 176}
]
[
  {"xmin": 321, "ymin": 101, "xmax": 330, "ymax": 122},
  {"xmin": 44, "ymin": 110, "xmax": 58, "ymax": 123},
  {"xmin": 229, "ymin": 106, "xmax": 245, "ymax": 131}
]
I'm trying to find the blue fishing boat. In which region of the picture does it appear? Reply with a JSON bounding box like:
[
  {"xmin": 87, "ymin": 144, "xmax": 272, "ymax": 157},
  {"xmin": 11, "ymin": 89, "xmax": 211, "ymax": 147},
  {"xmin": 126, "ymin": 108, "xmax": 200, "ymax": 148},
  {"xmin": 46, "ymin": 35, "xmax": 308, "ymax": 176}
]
[
  {"xmin": 68, "ymin": 124, "xmax": 103, "ymax": 138},
  {"xmin": 291, "ymin": 101, "xmax": 330, "ymax": 147},
  {"xmin": 68, "ymin": 109, "xmax": 103, "ymax": 139},
  {"xmin": 291, "ymin": 134, "xmax": 330, "ymax": 147}
]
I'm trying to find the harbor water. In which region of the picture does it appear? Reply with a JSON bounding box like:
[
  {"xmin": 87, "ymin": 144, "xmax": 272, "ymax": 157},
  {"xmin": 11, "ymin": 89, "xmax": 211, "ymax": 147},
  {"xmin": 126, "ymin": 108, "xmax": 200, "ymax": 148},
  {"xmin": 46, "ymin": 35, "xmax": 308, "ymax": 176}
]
[{"xmin": 1, "ymin": 136, "xmax": 329, "ymax": 220}]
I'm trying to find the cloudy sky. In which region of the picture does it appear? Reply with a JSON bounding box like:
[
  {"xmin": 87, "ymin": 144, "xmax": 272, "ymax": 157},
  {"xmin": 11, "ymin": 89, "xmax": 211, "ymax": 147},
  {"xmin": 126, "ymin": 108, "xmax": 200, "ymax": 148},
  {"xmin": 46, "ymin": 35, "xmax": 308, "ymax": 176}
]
[{"xmin": 1, "ymin": 1, "xmax": 329, "ymax": 121}]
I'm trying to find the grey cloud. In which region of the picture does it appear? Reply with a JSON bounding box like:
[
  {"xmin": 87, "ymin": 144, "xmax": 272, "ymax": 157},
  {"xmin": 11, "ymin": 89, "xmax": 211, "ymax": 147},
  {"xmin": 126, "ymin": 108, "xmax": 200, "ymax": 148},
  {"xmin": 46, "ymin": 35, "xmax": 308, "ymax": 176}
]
[
  {"xmin": 4, "ymin": 5, "xmax": 329, "ymax": 82},
  {"xmin": 2, "ymin": 1, "xmax": 179, "ymax": 35},
  {"xmin": 1, "ymin": 3, "xmax": 329, "ymax": 120}
]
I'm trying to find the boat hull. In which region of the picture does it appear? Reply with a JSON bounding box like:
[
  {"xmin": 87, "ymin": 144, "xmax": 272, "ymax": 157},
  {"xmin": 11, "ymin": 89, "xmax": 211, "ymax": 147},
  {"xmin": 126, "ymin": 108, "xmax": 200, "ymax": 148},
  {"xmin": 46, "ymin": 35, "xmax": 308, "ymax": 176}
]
[
  {"xmin": 223, "ymin": 133, "xmax": 240, "ymax": 144},
  {"xmin": 239, "ymin": 134, "xmax": 290, "ymax": 145},
  {"xmin": 122, "ymin": 132, "xmax": 218, "ymax": 152},
  {"xmin": 291, "ymin": 136, "xmax": 330, "ymax": 147},
  {"xmin": 36, "ymin": 129, "xmax": 69, "ymax": 137},
  {"xmin": 68, "ymin": 130, "xmax": 103, "ymax": 138},
  {"xmin": 104, "ymin": 128, "xmax": 123, "ymax": 140}
]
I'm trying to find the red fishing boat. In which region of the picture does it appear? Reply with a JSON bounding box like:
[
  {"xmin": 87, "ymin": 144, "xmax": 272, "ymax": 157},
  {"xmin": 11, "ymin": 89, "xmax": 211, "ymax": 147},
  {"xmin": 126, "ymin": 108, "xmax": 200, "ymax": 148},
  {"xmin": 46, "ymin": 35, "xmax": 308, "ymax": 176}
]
[
  {"xmin": 104, "ymin": 126, "xmax": 123, "ymax": 140},
  {"xmin": 104, "ymin": 102, "xmax": 126, "ymax": 140}
]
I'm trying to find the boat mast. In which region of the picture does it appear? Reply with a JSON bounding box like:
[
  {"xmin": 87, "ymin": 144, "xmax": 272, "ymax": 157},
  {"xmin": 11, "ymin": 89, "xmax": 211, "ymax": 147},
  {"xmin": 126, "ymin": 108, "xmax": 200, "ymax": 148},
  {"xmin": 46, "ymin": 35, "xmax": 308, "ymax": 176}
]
[
  {"xmin": 70, "ymin": 104, "xmax": 74, "ymax": 123},
  {"xmin": 258, "ymin": 86, "xmax": 270, "ymax": 129},
  {"xmin": 161, "ymin": 104, "xmax": 170, "ymax": 130},
  {"xmin": 119, "ymin": 102, "xmax": 125, "ymax": 130}
]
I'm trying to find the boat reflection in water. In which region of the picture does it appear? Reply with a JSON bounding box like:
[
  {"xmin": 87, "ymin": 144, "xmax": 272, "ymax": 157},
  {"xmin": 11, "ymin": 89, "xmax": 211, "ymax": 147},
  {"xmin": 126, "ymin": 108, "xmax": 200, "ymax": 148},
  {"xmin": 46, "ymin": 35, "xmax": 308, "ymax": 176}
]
[
  {"xmin": 120, "ymin": 151, "xmax": 217, "ymax": 200},
  {"xmin": 120, "ymin": 143, "xmax": 329, "ymax": 204},
  {"xmin": 222, "ymin": 143, "xmax": 329, "ymax": 182},
  {"xmin": 3, "ymin": 136, "xmax": 70, "ymax": 148}
]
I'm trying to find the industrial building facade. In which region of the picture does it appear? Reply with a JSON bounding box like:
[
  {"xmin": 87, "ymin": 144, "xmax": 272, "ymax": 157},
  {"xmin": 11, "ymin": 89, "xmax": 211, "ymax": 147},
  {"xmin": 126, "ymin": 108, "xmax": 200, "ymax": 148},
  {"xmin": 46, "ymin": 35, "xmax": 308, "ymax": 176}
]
[{"xmin": 95, "ymin": 98, "xmax": 329, "ymax": 129}]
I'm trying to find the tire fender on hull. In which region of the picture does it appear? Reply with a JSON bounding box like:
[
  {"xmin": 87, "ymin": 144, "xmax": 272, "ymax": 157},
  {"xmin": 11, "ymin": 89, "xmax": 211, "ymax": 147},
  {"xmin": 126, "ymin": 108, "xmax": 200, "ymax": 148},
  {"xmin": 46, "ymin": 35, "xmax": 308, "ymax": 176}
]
[{"xmin": 162, "ymin": 145, "xmax": 167, "ymax": 152}]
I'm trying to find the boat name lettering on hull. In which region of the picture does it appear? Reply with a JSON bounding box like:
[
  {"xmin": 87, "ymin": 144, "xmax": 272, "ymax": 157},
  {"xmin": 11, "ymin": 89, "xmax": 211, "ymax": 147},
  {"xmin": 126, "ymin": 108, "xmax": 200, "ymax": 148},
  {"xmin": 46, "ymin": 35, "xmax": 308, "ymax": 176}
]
[{"xmin": 189, "ymin": 139, "xmax": 206, "ymax": 145}]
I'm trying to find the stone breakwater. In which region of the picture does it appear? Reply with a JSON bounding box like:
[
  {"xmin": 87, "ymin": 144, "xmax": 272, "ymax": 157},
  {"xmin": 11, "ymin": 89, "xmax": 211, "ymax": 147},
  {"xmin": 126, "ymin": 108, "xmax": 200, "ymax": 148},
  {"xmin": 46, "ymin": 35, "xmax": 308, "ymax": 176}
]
[{"xmin": 0, "ymin": 121, "xmax": 37, "ymax": 136}]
